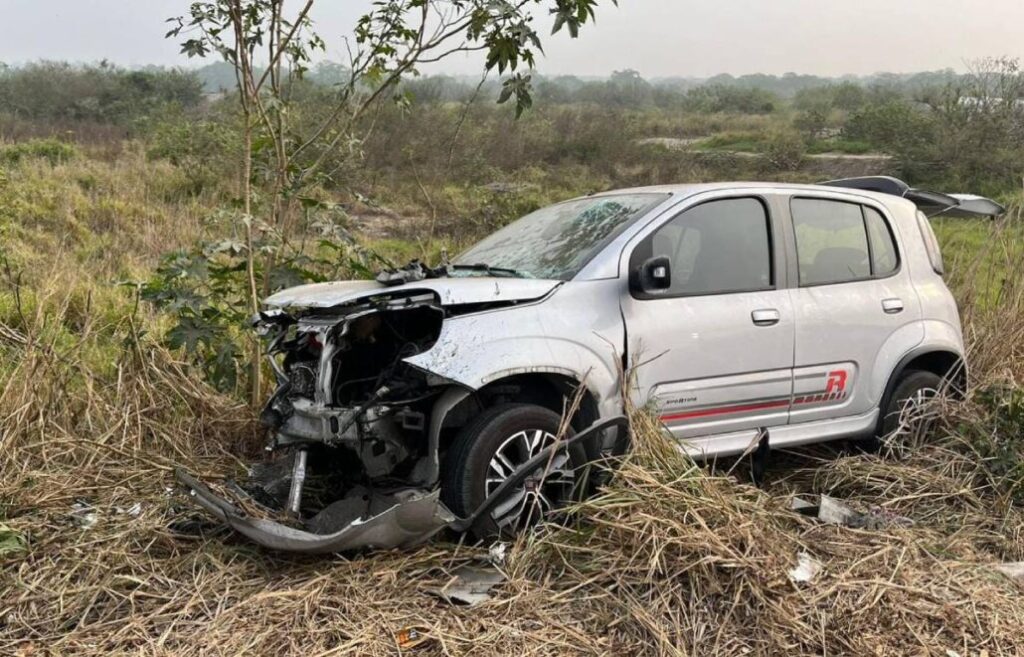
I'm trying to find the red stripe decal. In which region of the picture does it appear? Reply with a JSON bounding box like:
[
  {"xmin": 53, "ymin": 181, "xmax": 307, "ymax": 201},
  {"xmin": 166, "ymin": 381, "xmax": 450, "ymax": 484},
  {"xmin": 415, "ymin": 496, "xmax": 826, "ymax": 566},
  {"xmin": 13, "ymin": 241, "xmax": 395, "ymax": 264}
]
[
  {"xmin": 792, "ymin": 391, "xmax": 848, "ymax": 406},
  {"xmin": 660, "ymin": 398, "xmax": 790, "ymax": 422}
]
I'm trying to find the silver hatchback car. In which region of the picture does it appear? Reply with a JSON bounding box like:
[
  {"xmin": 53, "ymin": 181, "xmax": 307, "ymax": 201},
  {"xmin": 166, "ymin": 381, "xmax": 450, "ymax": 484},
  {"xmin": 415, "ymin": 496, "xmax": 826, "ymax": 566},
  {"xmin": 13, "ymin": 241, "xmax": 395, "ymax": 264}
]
[{"xmin": 179, "ymin": 176, "xmax": 1002, "ymax": 553}]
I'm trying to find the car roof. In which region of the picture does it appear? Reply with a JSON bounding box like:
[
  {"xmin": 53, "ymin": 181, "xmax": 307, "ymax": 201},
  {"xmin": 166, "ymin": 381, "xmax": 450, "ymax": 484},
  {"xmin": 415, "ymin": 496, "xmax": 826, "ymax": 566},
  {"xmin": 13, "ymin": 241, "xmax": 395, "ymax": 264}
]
[
  {"xmin": 572, "ymin": 182, "xmax": 917, "ymax": 281},
  {"xmin": 588, "ymin": 182, "xmax": 913, "ymax": 211}
]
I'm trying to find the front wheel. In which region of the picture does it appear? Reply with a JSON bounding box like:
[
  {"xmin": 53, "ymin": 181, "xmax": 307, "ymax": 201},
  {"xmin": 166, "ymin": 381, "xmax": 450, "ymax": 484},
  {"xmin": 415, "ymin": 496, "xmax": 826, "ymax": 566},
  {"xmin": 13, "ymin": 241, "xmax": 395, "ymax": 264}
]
[{"xmin": 441, "ymin": 403, "xmax": 583, "ymax": 540}]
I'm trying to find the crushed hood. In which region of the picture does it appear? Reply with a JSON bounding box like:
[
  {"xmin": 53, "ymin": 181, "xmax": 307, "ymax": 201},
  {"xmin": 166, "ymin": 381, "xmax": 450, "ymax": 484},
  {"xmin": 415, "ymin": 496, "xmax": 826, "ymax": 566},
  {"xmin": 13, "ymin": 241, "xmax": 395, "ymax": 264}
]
[{"xmin": 264, "ymin": 277, "xmax": 562, "ymax": 310}]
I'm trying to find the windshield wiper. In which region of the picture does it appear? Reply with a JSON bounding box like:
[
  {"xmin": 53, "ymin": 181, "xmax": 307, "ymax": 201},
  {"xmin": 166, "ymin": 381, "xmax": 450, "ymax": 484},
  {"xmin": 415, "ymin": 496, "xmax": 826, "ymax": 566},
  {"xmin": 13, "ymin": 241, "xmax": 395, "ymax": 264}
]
[{"xmin": 451, "ymin": 263, "xmax": 530, "ymax": 278}]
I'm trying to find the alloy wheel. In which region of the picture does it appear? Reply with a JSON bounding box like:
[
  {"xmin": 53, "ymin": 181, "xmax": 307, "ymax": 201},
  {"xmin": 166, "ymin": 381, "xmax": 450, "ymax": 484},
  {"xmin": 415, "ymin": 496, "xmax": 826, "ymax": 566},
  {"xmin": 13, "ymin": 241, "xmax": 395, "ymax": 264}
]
[{"xmin": 484, "ymin": 429, "xmax": 575, "ymax": 532}]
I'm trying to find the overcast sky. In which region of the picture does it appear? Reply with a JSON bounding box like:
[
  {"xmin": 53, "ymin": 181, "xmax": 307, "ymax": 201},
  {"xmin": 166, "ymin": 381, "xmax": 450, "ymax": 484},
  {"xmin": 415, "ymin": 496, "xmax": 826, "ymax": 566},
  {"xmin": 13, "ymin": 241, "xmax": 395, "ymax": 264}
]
[{"xmin": 1, "ymin": 0, "xmax": 1022, "ymax": 77}]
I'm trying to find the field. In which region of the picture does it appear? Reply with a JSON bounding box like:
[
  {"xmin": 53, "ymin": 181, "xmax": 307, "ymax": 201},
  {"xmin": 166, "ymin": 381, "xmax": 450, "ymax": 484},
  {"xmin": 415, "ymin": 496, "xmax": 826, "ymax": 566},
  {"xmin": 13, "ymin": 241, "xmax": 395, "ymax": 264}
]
[{"xmin": 2, "ymin": 63, "xmax": 1024, "ymax": 655}]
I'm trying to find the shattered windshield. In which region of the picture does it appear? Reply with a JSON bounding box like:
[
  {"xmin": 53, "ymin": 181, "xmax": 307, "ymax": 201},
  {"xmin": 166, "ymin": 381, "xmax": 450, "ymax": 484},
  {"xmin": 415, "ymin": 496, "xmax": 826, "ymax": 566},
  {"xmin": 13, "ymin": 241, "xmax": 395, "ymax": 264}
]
[{"xmin": 454, "ymin": 193, "xmax": 670, "ymax": 280}]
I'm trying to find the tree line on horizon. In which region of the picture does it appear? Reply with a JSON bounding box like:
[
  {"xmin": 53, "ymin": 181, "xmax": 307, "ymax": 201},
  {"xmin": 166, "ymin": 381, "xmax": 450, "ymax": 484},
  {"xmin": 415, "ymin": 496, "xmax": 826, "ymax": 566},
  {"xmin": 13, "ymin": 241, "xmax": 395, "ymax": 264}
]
[{"xmin": 0, "ymin": 58, "xmax": 970, "ymax": 122}]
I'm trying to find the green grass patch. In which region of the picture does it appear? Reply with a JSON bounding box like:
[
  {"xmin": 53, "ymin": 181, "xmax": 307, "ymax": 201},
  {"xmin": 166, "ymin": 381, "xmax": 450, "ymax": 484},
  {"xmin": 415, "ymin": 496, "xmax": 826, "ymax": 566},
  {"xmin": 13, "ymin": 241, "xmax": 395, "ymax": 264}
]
[
  {"xmin": 0, "ymin": 137, "xmax": 79, "ymax": 166},
  {"xmin": 805, "ymin": 138, "xmax": 875, "ymax": 155}
]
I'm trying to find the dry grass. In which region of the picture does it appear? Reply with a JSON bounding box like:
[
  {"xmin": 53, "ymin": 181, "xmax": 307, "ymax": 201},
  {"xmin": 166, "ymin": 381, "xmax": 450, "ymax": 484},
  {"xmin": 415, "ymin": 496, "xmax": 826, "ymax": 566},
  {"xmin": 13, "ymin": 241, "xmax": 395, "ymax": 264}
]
[
  {"xmin": 2, "ymin": 335, "xmax": 1023, "ymax": 655},
  {"xmin": 2, "ymin": 159, "xmax": 1024, "ymax": 654}
]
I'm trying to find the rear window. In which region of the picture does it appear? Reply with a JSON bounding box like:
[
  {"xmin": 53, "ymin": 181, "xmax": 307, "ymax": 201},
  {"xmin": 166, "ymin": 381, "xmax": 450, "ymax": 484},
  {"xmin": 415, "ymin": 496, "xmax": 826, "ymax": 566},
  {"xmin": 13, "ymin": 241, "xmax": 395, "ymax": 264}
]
[{"xmin": 791, "ymin": 198, "xmax": 901, "ymax": 286}]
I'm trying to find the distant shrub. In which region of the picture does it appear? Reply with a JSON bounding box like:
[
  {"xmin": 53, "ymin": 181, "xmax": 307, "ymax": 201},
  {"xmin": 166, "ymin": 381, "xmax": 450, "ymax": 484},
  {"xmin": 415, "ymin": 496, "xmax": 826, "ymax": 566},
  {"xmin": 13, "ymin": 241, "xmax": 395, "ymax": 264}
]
[
  {"xmin": 0, "ymin": 138, "xmax": 79, "ymax": 166},
  {"xmin": 146, "ymin": 115, "xmax": 238, "ymax": 196},
  {"xmin": 763, "ymin": 130, "xmax": 806, "ymax": 171},
  {"xmin": 682, "ymin": 85, "xmax": 778, "ymax": 114},
  {"xmin": 844, "ymin": 100, "xmax": 935, "ymax": 157},
  {"xmin": 0, "ymin": 61, "xmax": 203, "ymax": 125},
  {"xmin": 793, "ymin": 105, "xmax": 830, "ymax": 140}
]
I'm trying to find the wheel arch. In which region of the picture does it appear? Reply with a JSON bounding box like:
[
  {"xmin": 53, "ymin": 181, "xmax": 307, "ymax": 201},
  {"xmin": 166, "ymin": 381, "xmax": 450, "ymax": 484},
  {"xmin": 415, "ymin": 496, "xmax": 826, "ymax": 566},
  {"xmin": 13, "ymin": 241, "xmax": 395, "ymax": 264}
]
[
  {"xmin": 447, "ymin": 371, "xmax": 601, "ymax": 432},
  {"xmin": 875, "ymin": 346, "xmax": 966, "ymax": 434},
  {"xmin": 429, "ymin": 371, "xmax": 605, "ymax": 469}
]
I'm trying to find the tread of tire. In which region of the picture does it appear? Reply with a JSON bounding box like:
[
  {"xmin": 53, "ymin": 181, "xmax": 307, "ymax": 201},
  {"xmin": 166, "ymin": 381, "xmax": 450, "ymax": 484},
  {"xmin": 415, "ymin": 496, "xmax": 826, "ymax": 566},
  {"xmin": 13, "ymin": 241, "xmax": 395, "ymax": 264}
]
[
  {"xmin": 439, "ymin": 402, "xmax": 538, "ymax": 519},
  {"xmin": 880, "ymin": 369, "xmax": 943, "ymax": 436}
]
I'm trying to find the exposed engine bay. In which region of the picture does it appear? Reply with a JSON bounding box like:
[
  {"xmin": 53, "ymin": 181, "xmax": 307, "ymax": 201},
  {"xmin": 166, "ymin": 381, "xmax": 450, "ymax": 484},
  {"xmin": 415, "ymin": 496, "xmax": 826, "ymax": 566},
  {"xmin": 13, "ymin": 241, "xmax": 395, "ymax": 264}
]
[
  {"xmin": 210, "ymin": 291, "xmax": 454, "ymax": 551},
  {"xmin": 259, "ymin": 293, "xmax": 445, "ymax": 482}
]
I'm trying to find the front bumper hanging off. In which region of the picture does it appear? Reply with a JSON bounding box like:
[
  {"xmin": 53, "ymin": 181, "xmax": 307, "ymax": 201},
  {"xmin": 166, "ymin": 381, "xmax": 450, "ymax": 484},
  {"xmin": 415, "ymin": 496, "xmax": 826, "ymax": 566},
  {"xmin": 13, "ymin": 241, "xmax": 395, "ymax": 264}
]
[
  {"xmin": 175, "ymin": 416, "xmax": 628, "ymax": 553},
  {"xmin": 176, "ymin": 469, "xmax": 455, "ymax": 553}
]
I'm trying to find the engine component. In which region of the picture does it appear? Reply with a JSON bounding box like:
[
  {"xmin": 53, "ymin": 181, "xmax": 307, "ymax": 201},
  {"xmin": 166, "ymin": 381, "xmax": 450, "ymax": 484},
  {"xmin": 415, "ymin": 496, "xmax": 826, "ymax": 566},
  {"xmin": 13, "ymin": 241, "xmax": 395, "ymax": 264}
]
[{"xmin": 286, "ymin": 449, "xmax": 308, "ymax": 515}]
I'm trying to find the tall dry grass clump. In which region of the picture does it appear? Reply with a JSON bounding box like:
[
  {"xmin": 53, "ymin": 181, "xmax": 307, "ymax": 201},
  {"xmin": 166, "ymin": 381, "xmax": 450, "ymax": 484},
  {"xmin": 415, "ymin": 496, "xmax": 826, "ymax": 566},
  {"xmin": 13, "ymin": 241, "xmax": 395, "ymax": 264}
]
[
  {"xmin": 936, "ymin": 205, "xmax": 1024, "ymax": 506},
  {"xmin": 943, "ymin": 202, "xmax": 1024, "ymax": 383}
]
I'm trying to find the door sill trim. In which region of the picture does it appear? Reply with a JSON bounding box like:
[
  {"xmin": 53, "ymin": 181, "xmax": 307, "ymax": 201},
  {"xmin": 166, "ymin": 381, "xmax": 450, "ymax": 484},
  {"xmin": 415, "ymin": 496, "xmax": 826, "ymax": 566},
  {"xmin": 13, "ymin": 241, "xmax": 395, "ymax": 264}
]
[{"xmin": 676, "ymin": 409, "xmax": 879, "ymax": 460}]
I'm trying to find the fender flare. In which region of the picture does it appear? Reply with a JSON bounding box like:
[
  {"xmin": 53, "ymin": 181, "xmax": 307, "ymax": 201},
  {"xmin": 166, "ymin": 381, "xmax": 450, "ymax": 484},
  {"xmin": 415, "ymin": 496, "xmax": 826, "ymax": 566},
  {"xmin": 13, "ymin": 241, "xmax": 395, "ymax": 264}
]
[
  {"xmin": 418, "ymin": 367, "xmax": 617, "ymax": 486},
  {"xmin": 874, "ymin": 344, "xmax": 965, "ymax": 434}
]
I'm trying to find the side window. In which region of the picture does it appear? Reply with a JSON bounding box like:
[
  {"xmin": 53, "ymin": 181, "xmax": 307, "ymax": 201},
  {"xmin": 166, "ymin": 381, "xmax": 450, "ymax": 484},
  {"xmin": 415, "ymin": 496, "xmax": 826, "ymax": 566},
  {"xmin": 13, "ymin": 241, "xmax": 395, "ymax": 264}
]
[
  {"xmin": 637, "ymin": 197, "xmax": 772, "ymax": 296},
  {"xmin": 863, "ymin": 206, "xmax": 899, "ymax": 276},
  {"xmin": 792, "ymin": 198, "xmax": 900, "ymax": 286},
  {"xmin": 915, "ymin": 210, "xmax": 944, "ymax": 275}
]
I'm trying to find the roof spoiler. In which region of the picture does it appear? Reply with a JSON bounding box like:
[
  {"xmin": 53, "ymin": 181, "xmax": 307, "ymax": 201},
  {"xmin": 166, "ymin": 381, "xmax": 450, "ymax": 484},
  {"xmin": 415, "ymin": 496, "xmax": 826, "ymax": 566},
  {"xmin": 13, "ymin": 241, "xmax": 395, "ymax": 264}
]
[{"xmin": 819, "ymin": 176, "xmax": 1006, "ymax": 219}]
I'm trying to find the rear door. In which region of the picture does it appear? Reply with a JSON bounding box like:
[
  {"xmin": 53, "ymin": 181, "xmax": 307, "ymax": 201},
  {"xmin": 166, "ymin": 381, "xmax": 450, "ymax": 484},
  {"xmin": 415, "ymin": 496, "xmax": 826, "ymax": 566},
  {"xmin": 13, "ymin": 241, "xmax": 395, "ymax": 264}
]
[
  {"xmin": 620, "ymin": 194, "xmax": 795, "ymax": 454},
  {"xmin": 786, "ymin": 195, "xmax": 923, "ymax": 423}
]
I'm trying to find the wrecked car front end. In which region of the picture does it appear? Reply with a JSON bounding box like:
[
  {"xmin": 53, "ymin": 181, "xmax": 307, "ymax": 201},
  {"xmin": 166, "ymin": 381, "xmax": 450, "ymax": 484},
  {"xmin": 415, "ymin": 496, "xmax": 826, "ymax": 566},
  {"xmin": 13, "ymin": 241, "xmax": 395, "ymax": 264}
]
[
  {"xmin": 177, "ymin": 275, "xmax": 624, "ymax": 553},
  {"xmin": 176, "ymin": 192, "xmax": 668, "ymax": 552},
  {"xmin": 225, "ymin": 291, "xmax": 451, "ymax": 552},
  {"xmin": 182, "ymin": 285, "xmax": 457, "ymax": 552},
  {"xmin": 260, "ymin": 292, "xmax": 445, "ymax": 486}
]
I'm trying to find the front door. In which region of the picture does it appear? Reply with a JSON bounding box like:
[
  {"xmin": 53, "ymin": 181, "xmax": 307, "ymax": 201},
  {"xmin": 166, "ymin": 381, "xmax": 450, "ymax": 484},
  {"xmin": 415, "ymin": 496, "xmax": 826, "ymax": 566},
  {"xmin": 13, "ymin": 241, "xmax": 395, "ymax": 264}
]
[{"xmin": 620, "ymin": 195, "xmax": 795, "ymax": 456}]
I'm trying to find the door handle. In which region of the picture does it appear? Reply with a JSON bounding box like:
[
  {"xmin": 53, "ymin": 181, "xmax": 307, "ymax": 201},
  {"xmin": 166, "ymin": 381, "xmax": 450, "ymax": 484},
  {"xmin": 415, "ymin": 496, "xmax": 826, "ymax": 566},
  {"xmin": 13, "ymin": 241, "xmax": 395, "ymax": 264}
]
[
  {"xmin": 751, "ymin": 309, "xmax": 780, "ymax": 326},
  {"xmin": 882, "ymin": 298, "xmax": 904, "ymax": 314}
]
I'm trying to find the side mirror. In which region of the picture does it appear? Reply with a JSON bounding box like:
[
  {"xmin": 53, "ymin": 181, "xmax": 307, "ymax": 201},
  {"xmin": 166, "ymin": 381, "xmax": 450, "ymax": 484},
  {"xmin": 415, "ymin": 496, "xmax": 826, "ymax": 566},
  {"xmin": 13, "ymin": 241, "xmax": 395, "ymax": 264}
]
[{"xmin": 632, "ymin": 256, "xmax": 672, "ymax": 294}]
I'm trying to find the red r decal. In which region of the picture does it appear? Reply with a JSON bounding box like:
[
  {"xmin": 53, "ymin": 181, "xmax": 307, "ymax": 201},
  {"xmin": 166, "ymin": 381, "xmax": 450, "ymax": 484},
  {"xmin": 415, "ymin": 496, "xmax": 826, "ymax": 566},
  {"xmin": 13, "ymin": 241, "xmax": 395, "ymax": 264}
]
[{"xmin": 825, "ymin": 370, "xmax": 848, "ymax": 394}]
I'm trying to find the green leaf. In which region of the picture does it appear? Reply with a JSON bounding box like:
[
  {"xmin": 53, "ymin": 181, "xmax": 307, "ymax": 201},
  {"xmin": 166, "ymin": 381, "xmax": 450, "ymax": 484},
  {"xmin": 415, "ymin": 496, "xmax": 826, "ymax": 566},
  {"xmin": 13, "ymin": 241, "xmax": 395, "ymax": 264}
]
[
  {"xmin": 0, "ymin": 523, "xmax": 26, "ymax": 558},
  {"xmin": 167, "ymin": 315, "xmax": 218, "ymax": 353}
]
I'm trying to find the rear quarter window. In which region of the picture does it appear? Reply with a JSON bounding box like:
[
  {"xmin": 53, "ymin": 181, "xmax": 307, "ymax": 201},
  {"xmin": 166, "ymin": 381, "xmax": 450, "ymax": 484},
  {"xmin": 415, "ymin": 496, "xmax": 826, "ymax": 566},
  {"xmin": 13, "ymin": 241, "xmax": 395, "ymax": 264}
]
[
  {"xmin": 915, "ymin": 210, "xmax": 945, "ymax": 275},
  {"xmin": 864, "ymin": 206, "xmax": 899, "ymax": 276}
]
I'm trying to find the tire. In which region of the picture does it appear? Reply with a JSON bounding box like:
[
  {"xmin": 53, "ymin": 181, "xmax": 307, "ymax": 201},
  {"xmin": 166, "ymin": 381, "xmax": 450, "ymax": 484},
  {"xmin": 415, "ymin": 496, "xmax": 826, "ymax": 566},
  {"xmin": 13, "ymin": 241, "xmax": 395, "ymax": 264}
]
[
  {"xmin": 877, "ymin": 369, "xmax": 944, "ymax": 440},
  {"xmin": 441, "ymin": 403, "xmax": 583, "ymax": 540}
]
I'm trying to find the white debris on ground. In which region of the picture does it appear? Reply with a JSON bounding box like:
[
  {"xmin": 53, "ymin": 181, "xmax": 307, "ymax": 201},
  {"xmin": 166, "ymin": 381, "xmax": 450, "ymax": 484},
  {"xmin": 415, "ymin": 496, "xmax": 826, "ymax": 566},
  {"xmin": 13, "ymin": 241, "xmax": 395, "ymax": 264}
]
[
  {"xmin": 69, "ymin": 502, "xmax": 98, "ymax": 529},
  {"xmin": 117, "ymin": 502, "xmax": 142, "ymax": 517},
  {"xmin": 994, "ymin": 562, "xmax": 1024, "ymax": 582},
  {"xmin": 791, "ymin": 494, "xmax": 914, "ymax": 530},
  {"xmin": 69, "ymin": 500, "xmax": 143, "ymax": 529},
  {"xmin": 429, "ymin": 565, "xmax": 507, "ymax": 606},
  {"xmin": 817, "ymin": 495, "xmax": 862, "ymax": 526},
  {"xmin": 788, "ymin": 551, "xmax": 823, "ymax": 584},
  {"xmin": 487, "ymin": 541, "xmax": 508, "ymax": 566}
]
